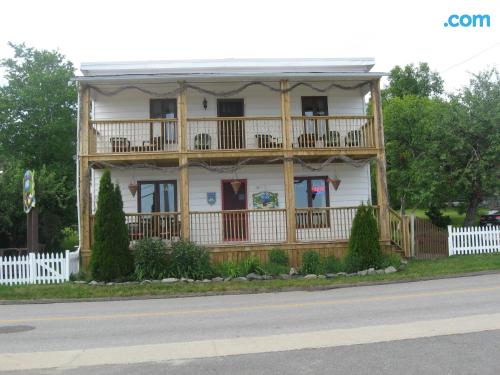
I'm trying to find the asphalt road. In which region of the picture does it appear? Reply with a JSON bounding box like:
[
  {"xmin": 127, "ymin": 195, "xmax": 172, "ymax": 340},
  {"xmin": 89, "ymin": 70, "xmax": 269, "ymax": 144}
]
[{"xmin": 1, "ymin": 274, "xmax": 500, "ymax": 374}]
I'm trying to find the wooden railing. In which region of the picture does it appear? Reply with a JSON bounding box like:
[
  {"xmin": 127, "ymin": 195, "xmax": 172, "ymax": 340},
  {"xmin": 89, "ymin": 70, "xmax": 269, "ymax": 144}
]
[
  {"xmin": 189, "ymin": 209, "xmax": 287, "ymax": 245},
  {"xmin": 291, "ymin": 116, "xmax": 375, "ymax": 149},
  {"xmin": 389, "ymin": 208, "xmax": 410, "ymax": 256},
  {"xmin": 296, "ymin": 206, "xmax": 371, "ymax": 242},
  {"xmin": 187, "ymin": 116, "xmax": 283, "ymax": 151},
  {"xmin": 89, "ymin": 119, "xmax": 178, "ymax": 154}
]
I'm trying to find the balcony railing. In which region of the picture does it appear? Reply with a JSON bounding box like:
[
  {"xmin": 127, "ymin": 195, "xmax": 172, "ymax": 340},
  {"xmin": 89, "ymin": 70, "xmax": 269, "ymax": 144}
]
[
  {"xmin": 187, "ymin": 117, "xmax": 283, "ymax": 151},
  {"xmin": 87, "ymin": 116, "xmax": 376, "ymax": 154},
  {"xmin": 89, "ymin": 206, "xmax": 385, "ymax": 247},
  {"xmin": 291, "ymin": 116, "xmax": 375, "ymax": 149},
  {"xmin": 189, "ymin": 209, "xmax": 287, "ymax": 245},
  {"xmin": 89, "ymin": 119, "xmax": 178, "ymax": 154}
]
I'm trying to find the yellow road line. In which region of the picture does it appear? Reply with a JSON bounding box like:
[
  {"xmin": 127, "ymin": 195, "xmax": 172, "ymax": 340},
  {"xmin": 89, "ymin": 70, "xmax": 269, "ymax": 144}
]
[{"xmin": 1, "ymin": 284, "xmax": 500, "ymax": 324}]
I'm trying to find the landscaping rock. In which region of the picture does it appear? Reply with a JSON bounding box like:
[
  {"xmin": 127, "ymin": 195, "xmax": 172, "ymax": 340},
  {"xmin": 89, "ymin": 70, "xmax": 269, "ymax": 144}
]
[
  {"xmin": 212, "ymin": 277, "xmax": 224, "ymax": 282},
  {"xmin": 347, "ymin": 273, "xmax": 357, "ymax": 276},
  {"xmin": 375, "ymin": 269, "xmax": 385, "ymax": 274},
  {"xmin": 223, "ymin": 277, "xmax": 232, "ymax": 282},
  {"xmin": 367, "ymin": 268, "xmax": 375, "ymax": 275},
  {"xmin": 187, "ymin": 279, "xmax": 194, "ymax": 283},
  {"xmin": 385, "ymin": 266, "xmax": 397, "ymax": 274},
  {"xmin": 289, "ymin": 267, "xmax": 298, "ymax": 276},
  {"xmin": 152, "ymin": 280, "xmax": 161, "ymax": 284},
  {"xmin": 140, "ymin": 280, "xmax": 152, "ymax": 285},
  {"xmin": 123, "ymin": 281, "xmax": 139, "ymax": 285},
  {"xmin": 246, "ymin": 273, "xmax": 263, "ymax": 281},
  {"xmin": 357, "ymin": 270, "xmax": 368, "ymax": 276},
  {"xmin": 89, "ymin": 280, "xmax": 99, "ymax": 285},
  {"xmin": 336, "ymin": 272, "xmax": 347, "ymax": 276},
  {"xmin": 262, "ymin": 275, "xmax": 273, "ymax": 280},
  {"xmin": 202, "ymin": 279, "xmax": 211, "ymax": 283},
  {"xmin": 279, "ymin": 274, "xmax": 291, "ymax": 280},
  {"xmin": 401, "ymin": 259, "xmax": 408, "ymax": 265},
  {"xmin": 74, "ymin": 280, "xmax": 87, "ymax": 284},
  {"xmin": 106, "ymin": 282, "xmax": 115, "ymax": 286},
  {"xmin": 325, "ymin": 273, "xmax": 337, "ymax": 279},
  {"xmin": 161, "ymin": 278, "xmax": 178, "ymax": 284},
  {"xmin": 304, "ymin": 274, "xmax": 318, "ymax": 280},
  {"xmin": 318, "ymin": 275, "xmax": 326, "ymax": 279},
  {"xmin": 233, "ymin": 277, "xmax": 248, "ymax": 282}
]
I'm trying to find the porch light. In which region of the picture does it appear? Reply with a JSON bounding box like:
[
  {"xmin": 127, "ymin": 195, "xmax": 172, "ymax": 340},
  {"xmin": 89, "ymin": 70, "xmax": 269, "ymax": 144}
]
[
  {"xmin": 328, "ymin": 176, "xmax": 341, "ymax": 191},
  {"xmin": 128, "ymin": 181, "xmax": 138, "ymax": 197},
  {"xmin": 230, "ymin": 180, "xmax": 241, "ymax": 194},
  {"xmin": 202, "ymin": 98, "xmax": 208, "ymax": 110}
]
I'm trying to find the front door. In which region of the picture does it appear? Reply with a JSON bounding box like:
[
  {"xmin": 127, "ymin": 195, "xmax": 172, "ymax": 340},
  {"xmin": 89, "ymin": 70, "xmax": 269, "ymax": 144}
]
[
  {"xmin": 221, "ymin": 180, "xmax": 248, "ymax": 241},
  {"xmin": 217, "ymin": 99, "xmax": 245, "ymax": 149},
  {"xmin": 300, "ymin": 96, "xmax": 329, "ymax": 147}
]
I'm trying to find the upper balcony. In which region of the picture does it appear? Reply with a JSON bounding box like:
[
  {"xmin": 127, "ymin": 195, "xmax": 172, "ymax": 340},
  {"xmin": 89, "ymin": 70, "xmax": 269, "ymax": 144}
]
[{"xmin": 87, "ymin": 115, "xmax": 376, "ymax": 157}]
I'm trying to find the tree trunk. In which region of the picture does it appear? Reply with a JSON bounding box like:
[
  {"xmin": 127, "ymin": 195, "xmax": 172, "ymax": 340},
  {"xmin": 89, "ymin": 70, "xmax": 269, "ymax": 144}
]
[{"xmin": 463, "ymin": 181, "xmax": 482, "ymax": 227}]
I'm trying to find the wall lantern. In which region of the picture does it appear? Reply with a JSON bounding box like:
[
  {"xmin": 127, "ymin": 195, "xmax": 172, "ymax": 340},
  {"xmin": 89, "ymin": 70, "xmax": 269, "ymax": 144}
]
[
  {"xmin": 230, "ymin": 180, "xmax": 242, "ymax": 194},
  {"xmin": 202, "ymin": 98, "xmax": 208, "ymax": 110}
]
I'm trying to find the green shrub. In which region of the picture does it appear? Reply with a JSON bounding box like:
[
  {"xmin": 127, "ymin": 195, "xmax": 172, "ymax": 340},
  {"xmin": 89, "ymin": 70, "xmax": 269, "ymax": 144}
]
[
  {"xmin": 90, "ymin": 170, "xmax": 134, "ymax": 281},
  {"xmin": 322, "ymin": 255, "xmax": 343, "ymax": 273},
  {"xmin": 169, "ymin": 240, "xmax": 212, "ymax": 279},
  {"xmin": 344, "ymin": 204, "xmax": 383, "ymax": 273},
  {"xmin": 425, "ymin": 206, "xmax": 452, "ymax": 228},
  {"xmin": 261, "ymin": 262, "xmax": 289, "ymax": 276},
  {"xmin": 238, "ymin": 256, "xmax": 263, "ymax": 275},
  {"xmin": 380, "ymin": 252, "xmax": 402, "ymax": 269},
  {"xmin": 268, "ymin": 248, "xmax": 289, "ymax": 266},
  {"xmin": 60, "ymin": 227, "xmax": 78, "ymax": 251},
  {"xmin": 133, "ymin": 238, "xmax": 168, "ymax": 280},
  {"xmin": 301, "ymin": 251, "xmax": 321, "ymax": 274},
  {"xmin": 212, "ymin": 260, "xmax": 240, "ymax": 278}
]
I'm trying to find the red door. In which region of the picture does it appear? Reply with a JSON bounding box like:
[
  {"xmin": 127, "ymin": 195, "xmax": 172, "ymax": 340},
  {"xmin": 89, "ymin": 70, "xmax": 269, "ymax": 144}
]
[{"xmin": 222, "ymin": 180, "xmax": 248, "ymax": 241}]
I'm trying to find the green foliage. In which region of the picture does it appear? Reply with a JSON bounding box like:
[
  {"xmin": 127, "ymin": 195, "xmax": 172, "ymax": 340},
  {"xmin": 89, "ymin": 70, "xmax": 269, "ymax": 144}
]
[
  {"xmin": 90, "ymin": 170, "xmax": 134, "ymax": 281},
  {"xmin": 384, "ymin": 62, "xmax": 443, "ymax": 99},
  {"xmin": 268, "ymin": 248, "xmax": 289, "ymax": 266},
  {"xmin": 301, "ymin": 251, "xmax": 321, "ymax": 274},
  {"xmin": 133, "ymin": 238, "xmax": 168, "ymax": 281},
  {"xmin": 212, "ymin": 260, "xmax": 240, "ymax": 278},
  {"xmin": 344, "ymin": 205, "xmax": 383, "ymax": 273},
  {"xmin": 169, "ymin": 240, "xmax": 212, "ymax": 280},
  {"xmin": 238, "ymin": 256, "xmax": 263, "ymax": 275},
  {"xmin": 425, "ymin": 206, "xmax": 452, "ymax": 228},
  {"xmin": 261, "ymin": 262, "xmax": 289, "ymax": 276},
  {"xmin": 380, "ymin": 253, "xmax": 402, "ymax": 269},
  {"xmin": 322, "ymin": 255, "xmax": 343, "ymax": 273},
  {"xmin": 0, "ymin": 43, "xmax": 77, "ymax": 248},
  {"xmin": 60, "ymin": 227, "xmax": 78, "ymax": 251}
]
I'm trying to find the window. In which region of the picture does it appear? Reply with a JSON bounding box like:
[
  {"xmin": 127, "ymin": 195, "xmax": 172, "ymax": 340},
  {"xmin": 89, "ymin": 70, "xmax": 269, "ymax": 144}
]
[
  {"xmin": 301, "ymin": 96, "xmax": 329, "ymax": 142},
  {"xmin": 150, "ymin": 99, "xmax": 177, "ymax": 144},
  {"xmin": 294, "ymin": 176, "xmax": 330, "ymax": 228},
  {"xmin": 138, "ymin": 180, "xmax": 177, "ymax": 213}
]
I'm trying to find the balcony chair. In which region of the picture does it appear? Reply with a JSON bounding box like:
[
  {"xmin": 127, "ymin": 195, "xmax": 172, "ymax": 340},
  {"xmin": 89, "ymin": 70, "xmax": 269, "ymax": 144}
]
[
  {"xmin": 194, "ymin": 133, "xmax": 211, "ymax": 150},
  {"xmin": 110, "ymin": 137, "xmax": 131, "ymax": 152},
  {"xmin": 255, "ymin": 134, "xmax": 282, "ymax": 149},
  {"xmin": 143, "ymin": 136, "xmax": 164, "ymax": 151},
  {"xmin": 297, "ymin": 133, "xmax": 316, "ymax": 148},
  {"xmin": 322, "ymin": 130, "xmax": 341, "ymax": 147},
  {"xmin": 345, "ymin": 130, "xmax": 363, "ymax": 147}
]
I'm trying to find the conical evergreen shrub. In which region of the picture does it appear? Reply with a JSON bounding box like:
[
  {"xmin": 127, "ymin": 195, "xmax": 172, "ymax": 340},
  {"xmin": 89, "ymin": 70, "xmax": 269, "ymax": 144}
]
[
  {"xmin": 90, "ymin": 170, "xmax": 133, "ymax": 281},
  {"xmin": 344, "ymin": 204, "xmax": 383, "ymax": 273}
]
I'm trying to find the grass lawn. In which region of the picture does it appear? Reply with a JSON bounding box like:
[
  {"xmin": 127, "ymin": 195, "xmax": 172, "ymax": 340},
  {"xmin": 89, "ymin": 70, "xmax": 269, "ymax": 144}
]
[
  {"xmin": 1, "ymin": 254, "xmax": 499, "ymax": 301},
  {"xmin": 410, "ymin": 208, "xmax": 487, "ymax": 226}
]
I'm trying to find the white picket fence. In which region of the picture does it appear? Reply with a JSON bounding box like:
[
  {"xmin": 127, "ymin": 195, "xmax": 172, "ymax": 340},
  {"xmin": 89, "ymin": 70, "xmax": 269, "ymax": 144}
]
[
  {"xmin": 448, "ymin": 225, "xmax": 500, "ymax": 256},
  {"xmin": 0, "ymin": 249, "xmax": 80, "ymax": 286}
]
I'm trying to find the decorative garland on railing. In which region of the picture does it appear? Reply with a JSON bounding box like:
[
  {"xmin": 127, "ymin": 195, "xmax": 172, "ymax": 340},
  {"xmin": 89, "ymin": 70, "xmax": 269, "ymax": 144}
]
[
  {"xmin": 90, "ymin": 155, "xmax": 374, "ymax": 174},
  {"xmin": 89, "ymin": 80, "xmax": 370, "ymax": 98}
]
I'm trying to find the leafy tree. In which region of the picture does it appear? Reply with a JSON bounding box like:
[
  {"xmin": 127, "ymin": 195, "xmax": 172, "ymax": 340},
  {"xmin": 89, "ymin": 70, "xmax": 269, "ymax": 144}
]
[
  {"xmin": 383, "ymin": 62, "xmax": 444, "ymax": 100},
  {"xmin": 90, "ymin": 170, "xmax": 133, "ymax": 281},
  {"xmin": 0, "ymin": 43, "xmax": 76, "ymax": 248},
  {"xmin": 344, "ymin": 205, "xmax": 383, "ymax": 273}
]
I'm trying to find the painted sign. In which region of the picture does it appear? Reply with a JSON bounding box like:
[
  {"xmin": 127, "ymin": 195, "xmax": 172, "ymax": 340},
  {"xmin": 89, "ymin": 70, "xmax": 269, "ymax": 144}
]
[
  {"xmin": 23, "ymin": 170, "xmax": 36, "ymax": 214},
  {"xmin": 207, "ymin": 192, "xmax": 216, "ymax": 205},
  {"xmin": 253, "ymin": 191, "xmax": 278, "ymax": 209}
]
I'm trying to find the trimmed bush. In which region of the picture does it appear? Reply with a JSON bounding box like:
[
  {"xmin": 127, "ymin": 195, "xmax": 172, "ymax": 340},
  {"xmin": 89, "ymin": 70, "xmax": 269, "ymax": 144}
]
[
  {"xmin": 261, "ymin": 262, "xmax": 289, "ymax": 276},
  {"xmin": 90, "ymin": 170, "xmax": 134, "ymax": 281},
  {"xmin": 212, "ymin": 260, "xmax": 240, "ymax": 278},
  {"xmin": 268, "ymin": 248, "xmax": 289, "ymax": 266},
  {"xmin": 322, "ymin": 255, "xmax": 343, "ymax": 273},
  {"xmin": 344, "ymin": 204, "xmax": 383, "ymax": 273},
  {"xmin": 425, "ymin": 206, "xmax": 451, "ymax": 228},
  {"xmin": 169, "ymin": 240, "xmax": 212, "ymax": 280},
  {"xmin": 301, "ymin": 251, "xmax": 321, "ymax": 274},
  {"xmin": 133, "ymin": 238, "xmax": 168, "ymax": 280}
]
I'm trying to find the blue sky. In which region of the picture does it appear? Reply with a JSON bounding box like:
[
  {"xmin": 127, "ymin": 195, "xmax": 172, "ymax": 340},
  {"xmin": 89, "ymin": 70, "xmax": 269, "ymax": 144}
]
[{"xmin": 0, "ymin": 0, "xmax": 498, "ymax": 92}]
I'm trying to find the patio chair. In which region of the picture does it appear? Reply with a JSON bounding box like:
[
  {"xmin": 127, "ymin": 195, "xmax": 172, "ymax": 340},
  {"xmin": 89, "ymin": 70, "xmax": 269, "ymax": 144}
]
[{"xmin": 110, "ymin": 137, "xmax": 131, "ymax": 152}]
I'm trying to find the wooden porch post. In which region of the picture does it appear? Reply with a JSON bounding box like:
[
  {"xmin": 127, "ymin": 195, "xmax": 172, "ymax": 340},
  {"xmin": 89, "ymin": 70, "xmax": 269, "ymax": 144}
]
[
  {"xmin": 371, "ymin": 79, "xmax": 390, "ymax": 243},
  {"xmin": 78, "ymin": 84, "xmax": 92, "ymax": 268},
  {"xmin": 281, "ymin": 80, "xmax": 296, "ymax": 244},
  {"xmin": 178, "ymin": 83, "xmax": 190, "ymax": 240}
]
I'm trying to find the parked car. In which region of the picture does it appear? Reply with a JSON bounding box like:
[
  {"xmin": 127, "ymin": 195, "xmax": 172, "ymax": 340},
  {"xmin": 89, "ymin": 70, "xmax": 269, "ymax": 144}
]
[{"xmin": 479, "ymin": 209, "xmax": 500, "ymax": 226}]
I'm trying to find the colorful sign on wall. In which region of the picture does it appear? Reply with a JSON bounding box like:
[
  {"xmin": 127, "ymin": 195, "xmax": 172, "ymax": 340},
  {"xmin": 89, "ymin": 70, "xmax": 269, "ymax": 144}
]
[
  {"xmin": 252, "ymin": 191, "xmax": 278, "ymax": 209},
  {"xmin": 23, "ymin": 170, "xmax": 36, "ymax": 214}
]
